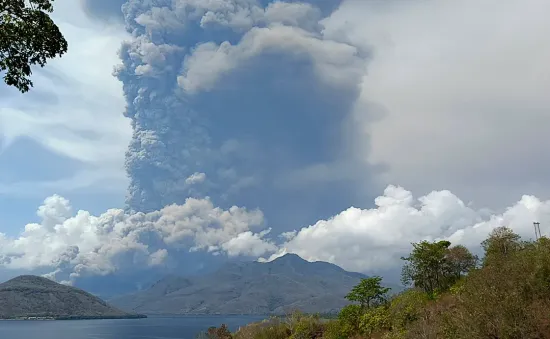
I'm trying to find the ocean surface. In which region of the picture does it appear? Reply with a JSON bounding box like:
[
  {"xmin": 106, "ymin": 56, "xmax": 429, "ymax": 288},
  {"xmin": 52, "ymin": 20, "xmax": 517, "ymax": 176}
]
[{"xmin": 0, "ymin": 315, "xmax": 266, "ymax": 339}]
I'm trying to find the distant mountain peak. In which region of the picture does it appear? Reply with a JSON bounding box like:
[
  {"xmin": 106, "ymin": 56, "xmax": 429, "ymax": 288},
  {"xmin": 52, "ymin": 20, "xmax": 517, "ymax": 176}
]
[
  {"xmin": 1, "ymin": 275, "xmax": 57, "ymax": 287},
  {"xmin": 109, "ymin": 253, "xmax": 388, "ymax": 315},
  {"xmin": 6, "ymin": 275, "xmax": 51, "ymax": 282},
  {"xmin": 271, "ymin": 253, "xmax": 306, "ymax": 263}
]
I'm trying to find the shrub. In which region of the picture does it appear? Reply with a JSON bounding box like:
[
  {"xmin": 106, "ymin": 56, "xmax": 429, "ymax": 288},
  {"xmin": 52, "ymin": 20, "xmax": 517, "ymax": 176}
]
[
  {"xmin": 359, "ymin": 305, "xmax": 390, "ymax": 336},
  {"xmin": 196, "ymin": 324, "xmax": 232, "ymax": 339},
  {"xmin": 337, "ymin": 304, "xmax": 364, "ymax": 337},
  {"xmin": 234, "ymin": 317, "xmax": 289, "ymax": 339},
  {"xmin": 322, "ymin": 320, "xmax": 346, "ymax": 339},
  {"xmin": 386, "ymin": 289, "xmax": 430, "ymax": 330},
  {"xmin": 289, "ymin": 314, "xmax": 323, "ymax": 339},
  {"xmin": 435, "ymin": 237, "xmax": 550, "ymax": 339}
]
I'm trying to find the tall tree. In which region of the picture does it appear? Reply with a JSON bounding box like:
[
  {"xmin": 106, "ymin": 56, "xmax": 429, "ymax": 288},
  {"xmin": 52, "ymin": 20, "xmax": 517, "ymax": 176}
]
[
  {"xmin": 481, "ymin": 226, "xmax": 523, "ymax": 265},
  {"xmin": 345, "ymin": 276, "xmax": 391, "ymax": 309},
  {"xmin": 446, "ymin": 245, "xmax": 478, "ymax": 280},
  {"xmin": 0, "ymin": 0, "xmax": 67, "ymax": 93},
  {"xmin": 401, "ymin": 240, "xmax": 453, "ymax": 297}
]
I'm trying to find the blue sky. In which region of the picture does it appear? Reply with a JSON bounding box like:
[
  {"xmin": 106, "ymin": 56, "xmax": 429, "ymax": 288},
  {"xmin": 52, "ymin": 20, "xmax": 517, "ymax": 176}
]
[
  {"xmin": 0, "ymin": 0, "xmax": 131, "ymax": 232},
  {"xmin": 0, "ymin": 0, "xmax": 549, "ymax": 288}
]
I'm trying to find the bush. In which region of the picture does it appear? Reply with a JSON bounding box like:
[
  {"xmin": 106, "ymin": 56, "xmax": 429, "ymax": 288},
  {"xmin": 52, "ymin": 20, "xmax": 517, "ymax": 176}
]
[
  {"xmin": 359, "ymin": 305, "xmax": 390, "ymax": 336},
  {"xmin": 290, "ymin": 314, "xmax": 323, "ymax": 339},
  {"xmin": 322, "ymin": 320, "xmax": 346, "ymax": 339},
  {"xmin": 337, "ymin": 304, "xmax": 364, "ymax": 337},
  {"xmin": 386, "ymin": 289, "xmax": 430, "ymax": 330},
  {"xmin": 441, "ymin": 238, "xmax": 550, "ymax": 339},
  {"xmin": 233, "ymin": 317, "xmax": 289, "ymax": 339},
  {"xmin": 234, "ymin": 312, "xmax": 324, "ymax": 339},
  {"xmin": 196, "ymin": 324, "xmax": 232, "ymax": 339}
]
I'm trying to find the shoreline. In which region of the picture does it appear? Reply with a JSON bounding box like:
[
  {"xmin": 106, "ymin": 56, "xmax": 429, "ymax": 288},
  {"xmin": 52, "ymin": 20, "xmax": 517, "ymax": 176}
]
[{"xmin": 0, "ymin": 314, "xmax": 147, "ymax": 321}]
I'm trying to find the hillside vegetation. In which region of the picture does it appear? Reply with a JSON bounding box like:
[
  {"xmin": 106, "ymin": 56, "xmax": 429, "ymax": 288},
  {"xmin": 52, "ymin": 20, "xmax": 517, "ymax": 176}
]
[
  {"xmin": 199, "ymin": 226, "xmax": 550, "ymax": 339},
  {"xmin": 0, "ymin": 275, "xmax": 144, "ymax": 320}
]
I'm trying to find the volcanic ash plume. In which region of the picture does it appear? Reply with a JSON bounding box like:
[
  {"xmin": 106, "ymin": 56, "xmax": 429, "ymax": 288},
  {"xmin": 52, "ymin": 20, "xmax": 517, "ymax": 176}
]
[{"xmin": 115, "ymin": 0, "xmax": 373, "ymax": 226}]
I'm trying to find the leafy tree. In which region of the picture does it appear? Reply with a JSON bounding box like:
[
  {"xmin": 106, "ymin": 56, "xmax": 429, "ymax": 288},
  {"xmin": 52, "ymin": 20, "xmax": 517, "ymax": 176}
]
[
  {"xmin": 446, "ymin": 245, "xmax": 478, "ymax": 280},
  {"xmin": 401, "ymin": 240, "xmax": 453, "ymax": 297},
  {"xmin": 345, "ymin": 276, "xmax": 391, "ymax": 309},
  {"xmin": 481, "ymin": 226, "xmax": 523, "ymax": 265},
  {"xmin": 1, "ymin": 0, "xmax": 67, "ymax": 92},
  {"xmin": 200, "ymin": 324, "xmax": 232, "ymax": 339}
]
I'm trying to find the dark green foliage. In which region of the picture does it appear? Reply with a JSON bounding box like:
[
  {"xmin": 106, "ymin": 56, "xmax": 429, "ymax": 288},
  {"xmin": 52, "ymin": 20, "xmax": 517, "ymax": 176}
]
[
  {"xmin": 401, "ymin": 240, "xmax": 477, "ymax": 297},
  {"xmin": 0, "ymin": 0, "xmax": 67, "ymax": 92},
  {"xmin": 401, "ymin": 240, "xmax": 453, "ymax": 296},
  {"xmin": 345, "ymin": 276, "xmax": 391, "ymax": 308}
]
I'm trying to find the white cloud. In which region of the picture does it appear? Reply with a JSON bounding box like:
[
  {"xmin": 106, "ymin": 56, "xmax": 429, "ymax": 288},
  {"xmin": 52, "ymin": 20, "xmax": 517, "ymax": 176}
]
[
  {"xmin": 3, "ymin": 184, "xmax": 550, "ymax": 282},
  {"xmin": 221, "ymin": 228, "xmax": 277, "ymax": 257},
  {"xmin": 185, "ymin": 172, "xmax": 207, "ymax": 185},
  {"xmin": 0, "ymin": 0, "xmax": 131, "ymax": 194},
  {"xmin": 322, "ymin": 0, "xmax": 550, "ymax": 207},
  {"xmin": 0, "ymin": 194, "xmax": 266, "ymax": 282},
  {"xmin": 261, "ymin": 185, "xmax": 550, "ymax": 274}
]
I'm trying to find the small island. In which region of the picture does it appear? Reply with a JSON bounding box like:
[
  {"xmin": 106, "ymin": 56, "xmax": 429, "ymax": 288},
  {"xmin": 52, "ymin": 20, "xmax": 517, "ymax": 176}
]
[{"xmin": 0, "ymin": 275, "xmax": 146, "ymax": 320}]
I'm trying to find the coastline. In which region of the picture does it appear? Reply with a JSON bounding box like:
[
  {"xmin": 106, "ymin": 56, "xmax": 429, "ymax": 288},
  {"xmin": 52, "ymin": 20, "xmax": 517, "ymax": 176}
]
[{"xmin": 0, "ymin": 314, "xmax": 147, "ymax": 321}]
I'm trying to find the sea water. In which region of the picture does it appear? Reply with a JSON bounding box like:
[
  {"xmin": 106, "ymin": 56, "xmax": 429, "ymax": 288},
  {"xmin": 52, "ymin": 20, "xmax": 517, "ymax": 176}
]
[{"xmin": 0, "ymin": 315, "xmax": 266, "ymax": 339}]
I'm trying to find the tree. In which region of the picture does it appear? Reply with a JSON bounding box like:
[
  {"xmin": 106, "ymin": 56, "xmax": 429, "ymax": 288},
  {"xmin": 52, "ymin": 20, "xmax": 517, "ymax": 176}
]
[
  {"xmin": 446, "ymin": 245, "xmax": 478, "ymax": 280},
  {"xmin": 481, "ymin": 226, "xmax": 523, "ymax": 265},
  {"xmin": 1, "ymin": 0, "xmax": 67, "ymax": 93},
  {"xmin": 401, "ymin": 240, "xmax": 453, "ymax": 297},
  {"xmin": 196, "ymin": 324, "xmax": 232, "ymax": 339},
  {"xmin": 345, "ymin": 276, "xmax": 391, "ymax": 309}
]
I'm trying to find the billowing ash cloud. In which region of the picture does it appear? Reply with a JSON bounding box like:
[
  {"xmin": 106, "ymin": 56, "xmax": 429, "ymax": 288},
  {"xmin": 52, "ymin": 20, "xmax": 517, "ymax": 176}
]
[
  {"xmin": 114, "ymin": 0, "xmax": 376, "ymax": 228},
  {"xmin": 2, "ymin": 0, "xmax": 545, "ymax": 290},
  {"xmin": 0, "ymin": 194, "xmax": 267, "ymax": 285}
]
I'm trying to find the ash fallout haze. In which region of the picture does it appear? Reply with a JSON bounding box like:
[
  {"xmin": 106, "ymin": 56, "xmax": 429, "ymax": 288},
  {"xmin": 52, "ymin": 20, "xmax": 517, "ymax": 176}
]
[{"xmin": 0, "ymin": 0, "xmax": 549, "ymax": 293}]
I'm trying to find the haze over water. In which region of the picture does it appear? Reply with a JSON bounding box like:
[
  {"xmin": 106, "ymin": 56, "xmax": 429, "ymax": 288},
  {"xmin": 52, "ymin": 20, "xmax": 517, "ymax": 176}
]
[{"xmin": 0, "ymin": 316, "xmax": 264, "ymax": 339}]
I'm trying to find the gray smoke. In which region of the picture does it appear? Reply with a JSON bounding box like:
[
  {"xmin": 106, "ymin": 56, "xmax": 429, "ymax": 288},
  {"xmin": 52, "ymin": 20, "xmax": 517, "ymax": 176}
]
[{"xmin": 110, "ymin": 0, "xmax": 376, "ymax": 230}]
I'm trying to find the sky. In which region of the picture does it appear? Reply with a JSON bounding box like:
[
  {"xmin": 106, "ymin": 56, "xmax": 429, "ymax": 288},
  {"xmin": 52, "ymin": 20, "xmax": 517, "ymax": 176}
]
[{"xmin": 0, "ymin": 0, "xmax": 549, "ymax": 288}]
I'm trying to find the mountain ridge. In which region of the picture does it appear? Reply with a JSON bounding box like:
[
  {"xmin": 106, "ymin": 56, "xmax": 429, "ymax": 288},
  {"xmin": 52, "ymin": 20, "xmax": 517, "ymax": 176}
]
[
  {"xmin": 109, "ymin": 254, "xmax": 401, "ymax": 315},
  {"xmin": 0, "ymin": 275, "xmax": 146, "ymax": 320}
]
